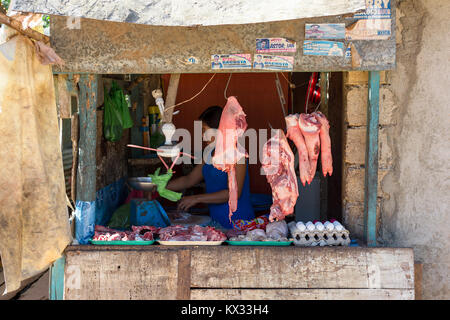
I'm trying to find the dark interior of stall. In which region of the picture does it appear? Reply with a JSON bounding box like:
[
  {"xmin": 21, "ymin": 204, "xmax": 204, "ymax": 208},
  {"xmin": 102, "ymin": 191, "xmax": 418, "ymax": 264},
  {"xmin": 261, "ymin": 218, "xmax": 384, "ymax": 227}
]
[{"xmin": 64, "ymin": 72, "xmax": 343, "ymax": 231}]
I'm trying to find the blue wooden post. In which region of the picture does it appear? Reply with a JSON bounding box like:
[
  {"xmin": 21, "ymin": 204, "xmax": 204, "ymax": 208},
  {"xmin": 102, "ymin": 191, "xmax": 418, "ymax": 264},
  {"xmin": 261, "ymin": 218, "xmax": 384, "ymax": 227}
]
[
  {"xmin": 364, "ymin": 71, "xmax": 380, "ymax": 247},
  {"xmin": 74, "ymin": 74, "xmax": 99, "ymax": 244},
  {"xmin": 49, "ymin": 256, "xmax": 66, "ymax": 300},
  {"xmin": 76, "ymin": 74, "xmax": 98, "ymax": 202}
]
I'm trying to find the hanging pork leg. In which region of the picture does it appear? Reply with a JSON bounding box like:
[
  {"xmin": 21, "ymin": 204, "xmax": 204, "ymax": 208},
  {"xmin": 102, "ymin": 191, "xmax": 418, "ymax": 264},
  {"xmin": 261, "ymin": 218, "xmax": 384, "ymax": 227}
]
[
  {"xmin": 285, "ymin": 114, "xmax": 311, "ymax": 186},
  {"xmin": 312, "ymin": 111, "xmax": 333, "ymax": 177},
  {"xmin": 298, "ymin": 113, "xmax": 321, "ymax": 183}
]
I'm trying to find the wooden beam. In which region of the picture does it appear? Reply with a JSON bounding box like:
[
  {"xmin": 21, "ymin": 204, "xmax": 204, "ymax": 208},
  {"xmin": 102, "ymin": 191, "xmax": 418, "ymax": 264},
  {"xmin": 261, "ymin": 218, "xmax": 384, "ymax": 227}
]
[
  {"xmin": 191, "ymin": 288, "xmax": 414, "ymax": 300},
  {"xmin": 164, "ymin": 74, "xmax": 181, "ymax": 123},
  {"xmin": 0, "ymin": 11, "xmax": 49, "ymax": 44},
  {"xmin": 49, "ymin": 256, "xmax": 65, "ymax": 300},
  {"xmin": 176, "ymin": 250, "xmax": 191, "ymax": 300},
  {"xmin": 414, "ymin": 263, "xmax": 423, "ymax": 300},
  {"xmin": 364, "ymin": 71, "xmax": 380, "ymax": 247},
  {"xmin": 76, "ymin": 74, "xmax": 98, "ymax": 202},
  {"xmin": 70, "ymin": 113, "xmax": 79, "ymax": 202}
]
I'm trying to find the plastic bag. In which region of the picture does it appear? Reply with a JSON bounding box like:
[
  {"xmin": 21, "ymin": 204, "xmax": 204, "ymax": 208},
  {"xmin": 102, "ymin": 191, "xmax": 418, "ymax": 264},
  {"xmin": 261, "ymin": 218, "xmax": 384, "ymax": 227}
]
[
  {"xmin": 149, "ymin": 168, "xmax": 182, "ymax": 202},
  {"xmin": 110, "ymin": 81, "xmax": 133, "ymax": 129},
  {"xmin": 103, "ymin": 81, "xmax": 133, "ymax": 142},
  {"xmin": 266, "ymin": 220, "xmax": 288, "ymax": 240},
  {"xmin": 107, "ymin": 203, "xmax": 131, "ymax": 230}
]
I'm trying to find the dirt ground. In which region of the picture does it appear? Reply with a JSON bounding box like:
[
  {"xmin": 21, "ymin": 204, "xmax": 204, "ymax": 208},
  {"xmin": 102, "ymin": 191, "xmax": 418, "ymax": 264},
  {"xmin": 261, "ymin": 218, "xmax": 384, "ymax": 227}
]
[{"xmin": 0, "ymin": 266, "xmax": 49, "ymax": 300}]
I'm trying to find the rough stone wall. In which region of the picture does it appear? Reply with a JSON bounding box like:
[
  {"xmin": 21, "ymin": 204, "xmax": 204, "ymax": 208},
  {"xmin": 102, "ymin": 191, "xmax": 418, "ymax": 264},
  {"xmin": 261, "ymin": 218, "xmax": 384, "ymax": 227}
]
[
  {"xmin": 342, "ymin": 71, "xmax": 396, "ymax": 239},
  {"xmin": 342, "ymin": 0, "xmax": 450, "ymax": 299}
]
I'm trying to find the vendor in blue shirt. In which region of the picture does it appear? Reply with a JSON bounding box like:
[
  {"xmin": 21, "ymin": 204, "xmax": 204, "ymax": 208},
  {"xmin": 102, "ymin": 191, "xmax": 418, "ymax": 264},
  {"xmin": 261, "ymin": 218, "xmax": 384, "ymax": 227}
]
[{"xmin": 167, "ymin": 106, "xmax": 255, "ymax": 229}]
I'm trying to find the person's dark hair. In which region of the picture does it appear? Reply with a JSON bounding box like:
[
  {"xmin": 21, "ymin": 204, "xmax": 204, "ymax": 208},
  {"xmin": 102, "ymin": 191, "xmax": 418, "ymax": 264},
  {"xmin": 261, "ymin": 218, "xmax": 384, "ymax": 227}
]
[{"xmin": 198, "ymin": 106, "xmax": 223, "ymax": 129}]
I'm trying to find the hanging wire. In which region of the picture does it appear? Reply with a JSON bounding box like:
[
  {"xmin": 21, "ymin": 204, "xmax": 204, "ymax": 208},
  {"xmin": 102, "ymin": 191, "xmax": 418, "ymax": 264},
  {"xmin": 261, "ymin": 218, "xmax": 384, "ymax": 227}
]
[
  {"xmin": 164, "ymin": 73, "xmax": 217, "ymax": 113},
  {"xmin": 275, "ymin": 73, "xmax": 287, "ymax": 118},
  {"xmin": 305, "ymin": 77, "xmax": 312, "ymax": 114},
  {"xmin": 224, "ymin": 73, "xmax": 232, "ymax": 100},
  {"xmin": 279, "ymin": 72, "xmax": 309, "ymax": 89}
]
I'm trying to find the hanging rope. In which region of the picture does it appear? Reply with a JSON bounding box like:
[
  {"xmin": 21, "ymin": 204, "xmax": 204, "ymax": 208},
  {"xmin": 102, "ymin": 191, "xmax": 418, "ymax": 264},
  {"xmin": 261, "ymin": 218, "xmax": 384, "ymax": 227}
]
[
  {"xmin": 164, "ymin": 73, "xmax": 217, "ymax": 113},
  {"xmin": 224, "ymin": 73, "xmax": 232, "ymax": 100}
]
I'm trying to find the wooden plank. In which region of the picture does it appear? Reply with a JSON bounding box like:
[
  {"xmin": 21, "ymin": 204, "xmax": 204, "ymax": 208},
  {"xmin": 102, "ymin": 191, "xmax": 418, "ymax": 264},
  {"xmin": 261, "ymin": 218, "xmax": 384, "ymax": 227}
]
[
  {"xmin": 76, "ymin": 74, "xmax": 98, "ymax": 202},
  {"xmin": 364, "ymin": 71, "xmax": 380, "ymax": 247},
  {"xmin": 191, "ymin": 289, "xmax": 414, "ymax": 300},
  {"xmin": 190, "ymin": 247, "xmax": 414, "ymax": 289},
  {"xmin": 176, "ymin": 250, "xmax": 191, "ymax": 300},
  {"xmin": 50, "ymin": 256, "xmax": 65, "ymax": 300},
  {"xmin": 414, "ymin": 263, "xmax": 422, "ymax": 300},
  {"xmin": 64, "ymin": 250, "xmax": 179, "ymax": 300},
  {"xmin": 49, "ymin": 9, "xmax": 396, "ymax": 74},
  {"xmin": 70, "ymin": 113, "xmax": 79, "ymax": 202},
  {"xmin": 164, "ymin": 74, "xmax": 181, "ymax": 123}
]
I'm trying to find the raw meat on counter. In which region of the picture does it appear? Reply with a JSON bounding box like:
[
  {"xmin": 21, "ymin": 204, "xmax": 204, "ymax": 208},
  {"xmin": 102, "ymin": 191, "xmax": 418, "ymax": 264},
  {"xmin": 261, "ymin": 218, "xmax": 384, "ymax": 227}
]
[
  {"xmin": 285, "ymin": 114, "xmax": 311, "ymax": 186},
  {"xmin": 212, "ymin": 96, "xmax": 248, "ymax": 221},
  {"xmin": 158, "ymin": 225, "xmax": 227, "ymax": 241},
  {"xmin": 312, "ymin": 111, "xmax": 333, "ymax": 177},
  {"xmin": 261, "ymin": 130, "xmax": 299, "ymax": 222},
  {"xmin": 92, "ymin": 225, "xmax": 159, "ymax": 241},
  {"xmin": 298, "ymin": 113, "xmax": 322, "ymax": 183},
  {"xmin": 228, "ymin": 221, "xmax": 289, "ymax": 242}
]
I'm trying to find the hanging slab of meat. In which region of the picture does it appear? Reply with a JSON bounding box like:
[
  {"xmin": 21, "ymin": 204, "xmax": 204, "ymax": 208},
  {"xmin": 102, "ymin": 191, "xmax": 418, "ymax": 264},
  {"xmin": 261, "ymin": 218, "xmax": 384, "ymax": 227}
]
[
  {"xmin": 212, "ymin": 96, "xmax": 248, "ymax": 221},
  {"xmin": 312, "ymin": 111, "xmax": 333, "ymax": 177},
  {"xmin": 261, "ymin": 130, "xmax": 299, "ymax": 222},
  {"xmin": 298, "ymin": 113, "xmax": 322, "ymax": 183},
  {"xmin": 285, "ymin": 114, "xmax": 311, "ymax": 186}
]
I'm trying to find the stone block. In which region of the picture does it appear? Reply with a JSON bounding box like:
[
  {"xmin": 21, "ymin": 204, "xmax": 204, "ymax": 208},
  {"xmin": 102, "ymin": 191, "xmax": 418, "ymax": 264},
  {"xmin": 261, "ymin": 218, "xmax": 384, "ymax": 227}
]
[
  {"xmin": 342, "ymin": 167, "xmax": 389, "ymax": 203},
  {"xmin": 344, "ymin": 127, "xmax": 393, "ymax": 168},
  {"xmin": 342, "ymin": 202, "xmax": 381, "ymax": 241},
  {"xmin": 344, "ymin": 71, "xmax": 388, "ymax": 85},
  {"xmin": 345, "ymin": 87, "xmax": 398, "ymax": 126}
]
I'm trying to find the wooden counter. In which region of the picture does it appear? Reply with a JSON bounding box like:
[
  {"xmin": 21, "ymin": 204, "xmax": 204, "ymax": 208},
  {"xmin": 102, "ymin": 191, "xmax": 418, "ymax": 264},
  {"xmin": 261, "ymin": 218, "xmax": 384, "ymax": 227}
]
[{"xmin": 63, "ymin": 245, "xmax": 415, "ymax": 300}]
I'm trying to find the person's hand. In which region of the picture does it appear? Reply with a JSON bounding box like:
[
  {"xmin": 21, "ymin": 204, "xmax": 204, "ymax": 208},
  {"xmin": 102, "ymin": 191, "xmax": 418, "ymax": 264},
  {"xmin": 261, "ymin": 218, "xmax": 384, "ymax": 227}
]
[{"xmin": 177, "ymin": 195, "xmax": 199, "ymax": 212}]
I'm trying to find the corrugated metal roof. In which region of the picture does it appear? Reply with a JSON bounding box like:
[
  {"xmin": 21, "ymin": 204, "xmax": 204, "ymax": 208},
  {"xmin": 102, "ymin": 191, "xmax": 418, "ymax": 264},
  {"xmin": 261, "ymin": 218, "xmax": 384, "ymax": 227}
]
[{"xmin": 11, "ymin": 0, "xmax": 365, "ymax": 26}]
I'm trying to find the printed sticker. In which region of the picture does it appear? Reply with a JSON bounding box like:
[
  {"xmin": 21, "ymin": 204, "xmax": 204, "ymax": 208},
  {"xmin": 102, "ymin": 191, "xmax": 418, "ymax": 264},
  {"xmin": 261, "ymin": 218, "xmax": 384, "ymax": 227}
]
[
  {"xmin": 346, "ymin": 19, "xmax": 391, "ymax": 40},
  {"xmin": 253, "ymin": 54, "xmax": 294, "ymax": 71},
  {"xmin": 346, "ymin": 0, "xmax": 391, "ymax": 40},
  {"xmin": 211, "ymin": 54, "xmax": 252, "ymax": 69},
  {"xmin": 353, "ymin": 0, "xmax": 391, "ymax": 20},
  {"xmin": 305, "ymin": 24, "xmax": 346, "ymax": 40},
  {"xmin": 256, "ymin": 38, "xmax": 297, "ymax": 53},
  {"xmin": 303, "ymin": 41, "xmax": 344, "ymax": 57}
]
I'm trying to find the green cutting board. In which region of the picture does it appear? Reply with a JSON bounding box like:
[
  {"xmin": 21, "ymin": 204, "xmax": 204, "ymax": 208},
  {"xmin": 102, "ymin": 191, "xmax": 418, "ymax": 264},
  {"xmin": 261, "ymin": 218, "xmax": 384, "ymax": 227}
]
[{"xmin": 89, "ymin": 239, "xmax": 155, "ymax": 245}]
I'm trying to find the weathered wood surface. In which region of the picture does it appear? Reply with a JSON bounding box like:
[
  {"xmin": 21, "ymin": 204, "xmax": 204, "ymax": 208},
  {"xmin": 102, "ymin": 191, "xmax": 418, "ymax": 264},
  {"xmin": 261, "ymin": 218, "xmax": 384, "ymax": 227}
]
[
  {"xmin": 414, "ymin": 263, "xmax": 423, "ymax": 300},
  {"xmin": 64, "ymin": 246, "xmax": 414, "ymax": 300},
  {"xmin": 76, "ymin": 74, "xmax": 98, "ymax": 202},
  {"xmin": 164, "ymin": 74, "xmax": 181, "ymax": 123},
  {"xmin": 50, "ymin": 4, "xmax": 396, "ymax": 74},
  {"xmin": 191, "ymin": 289, "xmax": 414, "ymax": 300},
  {"xmin": 13, "ymin": 0, "xmax": 365, "ymax": 26},
  {"xmin": 364, "ymin": 71, "xmax": 380, "ymax": 247},
  {"xmin": 65, "ymin": 249, "xmax": 179, "ymax": 300},
  {"xmin": 190, "ymin": 247, "xmax": 414, "ymax": 289}
]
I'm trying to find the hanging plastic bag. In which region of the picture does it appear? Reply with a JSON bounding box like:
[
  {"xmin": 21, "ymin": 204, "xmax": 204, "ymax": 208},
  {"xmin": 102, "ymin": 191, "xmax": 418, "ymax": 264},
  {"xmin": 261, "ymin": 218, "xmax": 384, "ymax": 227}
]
[
  {"xmin": 103, "ymin": 87, "xmax": 123, "ymax": 142},
  {"xmin": 103, "ymin": 81, "xmax": 133, "ymax": 141},
  {"xmin": 110, "ymin": 81, "xmax": 133, "ymax": 129}
]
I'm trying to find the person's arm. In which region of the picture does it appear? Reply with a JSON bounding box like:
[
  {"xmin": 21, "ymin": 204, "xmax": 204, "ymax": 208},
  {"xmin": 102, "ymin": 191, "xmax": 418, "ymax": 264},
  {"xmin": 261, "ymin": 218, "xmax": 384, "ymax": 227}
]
[
  {"xmin": 166, "ymin": 164, "xmax": 204, "ymax": 192},
  {"xmin": 177, "ymin": 162, "xmax": 247, "ymax": 211}
]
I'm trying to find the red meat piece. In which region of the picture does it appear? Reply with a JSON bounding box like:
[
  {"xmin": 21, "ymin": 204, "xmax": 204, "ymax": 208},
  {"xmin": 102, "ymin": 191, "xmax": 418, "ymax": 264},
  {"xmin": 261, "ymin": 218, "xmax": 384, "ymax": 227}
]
[
  {"xmin": 212, "ymin": 97, "xmax": 248, "ymax": 221},
  {"xmin": 262, "ymin": 130, "xmax": 299, "ymax": 222}
]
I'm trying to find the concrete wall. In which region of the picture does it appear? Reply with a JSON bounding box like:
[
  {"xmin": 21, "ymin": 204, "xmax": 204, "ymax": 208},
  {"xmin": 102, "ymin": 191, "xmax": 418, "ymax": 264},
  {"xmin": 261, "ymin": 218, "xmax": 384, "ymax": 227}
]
[{"xmin": 342, "ymin": 0, "xmax": 450, "ymax": 299}]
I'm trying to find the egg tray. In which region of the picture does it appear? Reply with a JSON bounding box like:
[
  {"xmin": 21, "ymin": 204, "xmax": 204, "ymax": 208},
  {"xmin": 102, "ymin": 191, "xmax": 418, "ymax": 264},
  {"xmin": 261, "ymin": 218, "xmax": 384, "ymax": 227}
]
[{"xmin": 288, "ymin": 224, "xmax": 351, "ymax": 247}]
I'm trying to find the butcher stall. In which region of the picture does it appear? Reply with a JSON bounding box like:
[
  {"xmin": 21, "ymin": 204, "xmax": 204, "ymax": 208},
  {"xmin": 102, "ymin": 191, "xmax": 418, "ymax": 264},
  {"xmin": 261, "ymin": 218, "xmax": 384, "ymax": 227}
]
[{"xmin": 4, "ymin": 0, "xmax": 416, "ymax": 300}]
